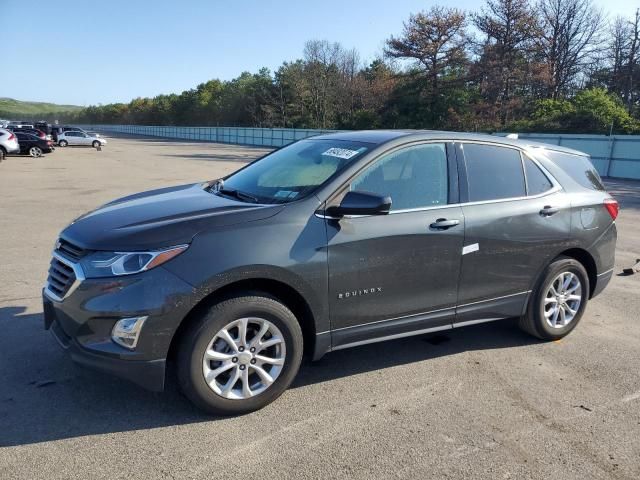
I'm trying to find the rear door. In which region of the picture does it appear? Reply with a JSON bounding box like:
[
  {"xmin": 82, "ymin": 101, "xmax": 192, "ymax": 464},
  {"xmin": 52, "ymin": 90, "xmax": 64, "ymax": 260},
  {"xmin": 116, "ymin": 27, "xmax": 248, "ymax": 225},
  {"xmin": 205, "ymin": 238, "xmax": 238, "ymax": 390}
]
[
  {"xmin": 326, "ymin": 142, "xmax": 464, "ymax": 348},
  {"xmin": 15, "ymin": 133, "xmax": 32, "ymax": 151},
  {"xmin": 455, "ymin": 142, "xmax": 571, "ymax": 324}
]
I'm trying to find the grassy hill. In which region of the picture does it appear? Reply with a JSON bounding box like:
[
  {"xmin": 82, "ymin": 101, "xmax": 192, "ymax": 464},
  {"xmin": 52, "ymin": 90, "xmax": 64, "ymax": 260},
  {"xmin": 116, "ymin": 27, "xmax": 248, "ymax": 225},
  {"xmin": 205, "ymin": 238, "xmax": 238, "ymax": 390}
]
[{"xmin": 0, "ymin": 97, "xmax": 83, "ymax": 120}]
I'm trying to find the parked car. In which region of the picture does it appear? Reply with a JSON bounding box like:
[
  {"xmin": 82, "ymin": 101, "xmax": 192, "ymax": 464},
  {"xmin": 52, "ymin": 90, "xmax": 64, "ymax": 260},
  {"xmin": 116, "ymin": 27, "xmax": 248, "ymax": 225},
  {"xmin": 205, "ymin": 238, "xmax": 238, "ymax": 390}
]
[
  {"xmin": 34, "ymin": 121, "xmax": 52, "ymax": 135},
  {"xmin": 0, "ymin": 128, "xmax": 20, "ymax": 159},
  {"xmin": 43, "ymin": 131, "xmax": 617, "ymax": 415},
  {"xmin": 57, "ymin": 131, "xmax": 106, "ymax": 147},
  {"xmin": 61, "ymin": 125, "xmax": 87, "ymax": 133},
  {"xmin": 14, "ymin": 131, "xmax": 54, "ymax": 157},
  {"xmin": 6, "ymin": 126, "xmax": 48, "ymax": 140}
]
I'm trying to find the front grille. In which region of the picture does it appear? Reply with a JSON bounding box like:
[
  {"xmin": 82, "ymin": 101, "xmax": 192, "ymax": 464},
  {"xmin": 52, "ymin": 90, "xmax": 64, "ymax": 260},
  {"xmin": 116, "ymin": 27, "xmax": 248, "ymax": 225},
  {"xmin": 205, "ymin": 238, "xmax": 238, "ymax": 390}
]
[
  {"xmin": 56, "ymin": 238, "xmax": 88, "ymax": 261},
  {"xmin": 46, "ymin": 257, "xmax": 77, "ymax": 299}
]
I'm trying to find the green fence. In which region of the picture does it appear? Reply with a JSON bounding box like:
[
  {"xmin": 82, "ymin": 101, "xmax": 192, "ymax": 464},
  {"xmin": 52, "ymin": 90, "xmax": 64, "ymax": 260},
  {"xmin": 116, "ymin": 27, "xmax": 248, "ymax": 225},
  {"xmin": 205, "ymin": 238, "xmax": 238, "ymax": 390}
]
[
  {"xmin": 78, "ymin": 125, "xmax": 640, "ymax": 180},
  {"xmin": 79, "ymin": 125, "xmax": 337, "ymax": 148}
]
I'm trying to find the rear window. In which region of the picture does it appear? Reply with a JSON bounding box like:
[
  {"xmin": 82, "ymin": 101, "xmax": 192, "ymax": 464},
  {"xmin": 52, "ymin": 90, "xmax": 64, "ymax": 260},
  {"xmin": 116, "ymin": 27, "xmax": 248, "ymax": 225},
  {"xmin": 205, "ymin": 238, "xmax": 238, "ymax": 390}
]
[
  {"xmin": 546, "ymin": 151, "xmax": 605, "ymax": 191},
  {"xmin": 462, "ymin": 144, "xmax": 526, "ymax": 202}
]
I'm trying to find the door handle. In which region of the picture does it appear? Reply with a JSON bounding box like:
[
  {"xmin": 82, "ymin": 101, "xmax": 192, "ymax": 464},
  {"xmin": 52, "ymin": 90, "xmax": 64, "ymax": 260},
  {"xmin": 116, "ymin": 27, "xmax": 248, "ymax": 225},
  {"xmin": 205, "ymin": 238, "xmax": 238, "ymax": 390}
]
[
  {"xmin": 540, "ymin": 206, "xmax": 559, "ymax": 216},
  {"xmin": 429, "ymin": 218, "xmax": 460, "ymax": 230}
]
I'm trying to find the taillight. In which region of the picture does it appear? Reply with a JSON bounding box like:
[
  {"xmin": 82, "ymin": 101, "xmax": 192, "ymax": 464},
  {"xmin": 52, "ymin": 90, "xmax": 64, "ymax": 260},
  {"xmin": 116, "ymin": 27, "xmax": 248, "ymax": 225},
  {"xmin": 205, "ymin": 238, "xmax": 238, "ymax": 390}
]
[
  {"xmin": 604, "ymin": 198, "xmax": 619, "ymax": 220},
  {"xmin": 47, "ymin": 140, "xmax": 53, "ymax": 145},
  {"xmin": 8, "ymin": 133, "xmax": 15, "ymax": 141}
]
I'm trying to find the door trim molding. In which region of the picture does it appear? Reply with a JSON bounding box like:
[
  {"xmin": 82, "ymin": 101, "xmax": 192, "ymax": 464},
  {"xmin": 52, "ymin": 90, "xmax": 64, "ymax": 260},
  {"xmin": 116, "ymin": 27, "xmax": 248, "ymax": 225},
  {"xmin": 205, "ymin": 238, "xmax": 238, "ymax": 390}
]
[
  {"xmin": 331, "ymin": 305, "xmax": 454, "ymax": 332},
  {"xmin": 332, "ymin": 324, "xmax": 452, "ymax": 351},
  {"xmin": 457, "ymin": 291, "xmax": 531, "ymax": 308}
]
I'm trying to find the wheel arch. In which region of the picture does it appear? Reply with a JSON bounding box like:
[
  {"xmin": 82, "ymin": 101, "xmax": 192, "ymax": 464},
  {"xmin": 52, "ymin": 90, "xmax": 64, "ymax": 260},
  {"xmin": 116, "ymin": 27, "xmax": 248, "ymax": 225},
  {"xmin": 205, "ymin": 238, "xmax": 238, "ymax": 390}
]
[
  {"xmin": 554, "ymin": 248, "xmax": 598, "ymax": 298},
  {"xmin": 167, "ymin": 277, "xmax": 319, "ymax": 364}
]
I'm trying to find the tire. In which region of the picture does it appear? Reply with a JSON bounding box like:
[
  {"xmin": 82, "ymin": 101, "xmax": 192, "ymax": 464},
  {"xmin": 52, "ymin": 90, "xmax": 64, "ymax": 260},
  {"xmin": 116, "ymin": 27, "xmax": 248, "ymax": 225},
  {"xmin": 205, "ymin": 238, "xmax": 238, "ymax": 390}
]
[
  {"xmin": 177, "ymin": 294, "xmax": 303, "ymax": 415},
  {"xmin": 29, "ymin": 146, "xmax": 43, "ymax": 158},
  {"xmin": 0, "ymin": 146, "xmax": 5, "ymax": 162},
  {"xmin": 58, "ymin": 140, "xmax": 68, "ymax": 147},
  {"xmin": 92, "ymin": 140, "xmax": 100, "ymax": 148},
  {"xmin": 519, "ymin": 256, "xmax": 589, "ymax": 340}
]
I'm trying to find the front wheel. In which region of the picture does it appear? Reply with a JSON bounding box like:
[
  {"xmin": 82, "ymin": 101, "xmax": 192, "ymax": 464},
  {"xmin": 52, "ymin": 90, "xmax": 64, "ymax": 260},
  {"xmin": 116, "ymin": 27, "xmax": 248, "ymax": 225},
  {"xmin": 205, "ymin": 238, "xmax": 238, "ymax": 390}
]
[
  {"xmin": 177, "ymin": 295, "xmax": 303, "ymax": 415},
  {"xmin": 92, "ymin": 140, "xmax": 100, "ymax": 148},
  {"xmin": 58, "ymin": 140, "xmax": 68, "ymax": 147},
  {"xmin": 0, "ymin": 146, "xmax": 5, "ymax": 162},
  {"xmin": 29, "ymin": 146, "xmax": 43, "ymax": 158},
  {"xmin": 519, "ymin": 257, "xmax": 589, "ymax": 340}
]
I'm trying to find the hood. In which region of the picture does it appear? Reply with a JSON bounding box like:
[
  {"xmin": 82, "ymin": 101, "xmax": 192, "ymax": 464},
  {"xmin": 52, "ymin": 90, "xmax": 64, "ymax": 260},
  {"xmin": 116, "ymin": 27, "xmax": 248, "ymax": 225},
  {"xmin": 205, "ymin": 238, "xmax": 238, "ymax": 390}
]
[{"xmin": 61, "ymin": 183, "xmax": 284, "ymax": 251}]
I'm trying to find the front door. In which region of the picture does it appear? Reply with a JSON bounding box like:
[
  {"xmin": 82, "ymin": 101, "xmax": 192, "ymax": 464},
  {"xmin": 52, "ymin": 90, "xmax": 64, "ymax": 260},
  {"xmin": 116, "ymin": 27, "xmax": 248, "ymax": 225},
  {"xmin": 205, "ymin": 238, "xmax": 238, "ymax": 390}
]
[{"xmin": 326, "ymin": 142, "xmax": 464, "ymax": 348}]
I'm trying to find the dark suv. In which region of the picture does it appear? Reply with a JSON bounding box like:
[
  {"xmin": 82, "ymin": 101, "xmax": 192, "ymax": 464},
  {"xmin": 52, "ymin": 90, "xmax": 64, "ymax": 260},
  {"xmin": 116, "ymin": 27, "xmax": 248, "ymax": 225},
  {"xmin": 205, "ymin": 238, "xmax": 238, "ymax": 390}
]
[{"xmin": 43, "ymin": 131, "xmax": 618, "ymax": 414}]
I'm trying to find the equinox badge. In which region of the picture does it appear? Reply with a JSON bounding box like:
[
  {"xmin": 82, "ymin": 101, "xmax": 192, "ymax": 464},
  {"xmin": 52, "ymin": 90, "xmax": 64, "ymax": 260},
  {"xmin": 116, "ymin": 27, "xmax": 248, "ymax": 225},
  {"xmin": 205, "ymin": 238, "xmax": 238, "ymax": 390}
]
[{"xmin": 338, "ymin": 287, "xmax": 382, "ymax": 299}]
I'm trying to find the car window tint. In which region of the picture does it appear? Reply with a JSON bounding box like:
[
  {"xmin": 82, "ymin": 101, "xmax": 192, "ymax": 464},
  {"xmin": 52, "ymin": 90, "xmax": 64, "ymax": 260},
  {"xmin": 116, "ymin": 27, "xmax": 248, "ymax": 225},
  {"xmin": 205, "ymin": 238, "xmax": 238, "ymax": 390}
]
[
  {"xmin": 545, "ymin": 151, "xmax": 605, "ymax": 191},
  {"xmin": 524, "ymin": 156, "xmax": 553, "ymax": 195},
  {"xmin": 463, "ymin": 144, "xmax": 525, "ymax": 201},
  {"xmin": 223, "ymin": 139, "xmax": 371, "ymax": 204},
  {"xmin": 350, "ymin": 143, "xmax": 448, "ymax": 211}
]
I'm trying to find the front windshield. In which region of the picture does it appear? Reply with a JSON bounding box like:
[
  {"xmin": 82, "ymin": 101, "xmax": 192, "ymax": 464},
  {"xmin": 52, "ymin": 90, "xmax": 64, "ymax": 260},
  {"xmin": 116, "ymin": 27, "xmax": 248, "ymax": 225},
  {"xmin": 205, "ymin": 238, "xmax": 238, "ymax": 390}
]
[{"xmin": 218, "ymin": 139, "xmax": 372, "ymax": 204}]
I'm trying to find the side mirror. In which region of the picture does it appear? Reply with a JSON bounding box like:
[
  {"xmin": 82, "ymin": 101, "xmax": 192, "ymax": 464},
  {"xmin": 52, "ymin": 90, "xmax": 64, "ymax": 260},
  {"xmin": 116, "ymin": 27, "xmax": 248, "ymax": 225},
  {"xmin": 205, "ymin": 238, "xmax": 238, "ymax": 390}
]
[{"xmin": 326, "ymin": 191, "xmax": 392, "ymax": 218}]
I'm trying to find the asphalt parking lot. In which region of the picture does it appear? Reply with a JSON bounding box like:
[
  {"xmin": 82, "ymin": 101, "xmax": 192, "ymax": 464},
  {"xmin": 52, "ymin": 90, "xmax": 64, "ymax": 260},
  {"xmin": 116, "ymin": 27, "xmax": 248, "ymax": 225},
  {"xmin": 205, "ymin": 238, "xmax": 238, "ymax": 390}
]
[{"xmin": 1, "ymin": 136, "xmax": 639, "ymax": 479}]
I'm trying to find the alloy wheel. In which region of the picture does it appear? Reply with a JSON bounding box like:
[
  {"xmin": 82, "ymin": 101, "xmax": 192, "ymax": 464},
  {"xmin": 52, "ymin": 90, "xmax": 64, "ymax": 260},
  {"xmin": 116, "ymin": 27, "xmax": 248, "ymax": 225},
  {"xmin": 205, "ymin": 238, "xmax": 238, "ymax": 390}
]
[
  {"xmin": 29, "ymin": 147, "xmax": 42, "ymax": 158},
  {"xmin": 202, "ymin": 317, "xmax": 286, "ymax": 400},
  {"xmin": 544, "ymin": 272, "xmax": 582, "ymax": 328}
]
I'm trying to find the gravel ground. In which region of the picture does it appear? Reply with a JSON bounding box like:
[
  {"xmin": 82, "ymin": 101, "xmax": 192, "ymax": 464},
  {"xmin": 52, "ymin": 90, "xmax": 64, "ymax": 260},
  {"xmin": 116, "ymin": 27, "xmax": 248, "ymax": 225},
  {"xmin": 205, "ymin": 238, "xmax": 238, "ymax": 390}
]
[{"xmin": 0, "ymin": 136, "xmax": 639, "ymax": 480}]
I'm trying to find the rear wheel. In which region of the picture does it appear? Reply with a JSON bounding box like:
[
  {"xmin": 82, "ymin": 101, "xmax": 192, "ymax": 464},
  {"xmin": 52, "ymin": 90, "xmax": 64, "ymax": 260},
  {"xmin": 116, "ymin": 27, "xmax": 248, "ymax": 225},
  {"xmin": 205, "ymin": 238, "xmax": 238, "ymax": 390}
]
[
  {"xmin": 177, "ymin": 294, "xmax": 303, "ymax": 415},
  {"xmin": 29, "ymin": 146, "xmax": 43, "ymax": 158},
  {"xmin": 0, "ymin": 146, "xmax": 5, "ymax": 162},
  {"xmin": 519, "ymin": 257, "xmax": 589, "ymax": 340},
  {"xmin": 92, "ymin": 140, "xmax": 100, "ymax": 148},
  {"xmin": 58, "ymin": 140, "xmax": 68, "ymax": 147}
]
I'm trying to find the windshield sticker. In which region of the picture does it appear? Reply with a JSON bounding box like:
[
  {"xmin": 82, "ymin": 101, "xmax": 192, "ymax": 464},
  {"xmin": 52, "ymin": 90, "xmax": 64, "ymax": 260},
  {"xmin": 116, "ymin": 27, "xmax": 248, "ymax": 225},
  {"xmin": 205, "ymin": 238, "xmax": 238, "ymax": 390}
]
[
  {"xmin": 274, "ymin": 190, "xmax": 299, "ymax": 199},
  {"xmin": 321, "ymin": 147, "xmax": 362, "ymax": 160}
]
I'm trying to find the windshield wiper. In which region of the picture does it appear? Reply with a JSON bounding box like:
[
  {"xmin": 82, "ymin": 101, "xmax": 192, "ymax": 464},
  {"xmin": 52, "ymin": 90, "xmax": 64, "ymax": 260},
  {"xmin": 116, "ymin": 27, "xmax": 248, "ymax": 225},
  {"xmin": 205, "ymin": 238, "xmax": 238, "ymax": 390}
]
[{"xmin": 216, "ymin": 187, "xmax": 259, "ymax": 203}]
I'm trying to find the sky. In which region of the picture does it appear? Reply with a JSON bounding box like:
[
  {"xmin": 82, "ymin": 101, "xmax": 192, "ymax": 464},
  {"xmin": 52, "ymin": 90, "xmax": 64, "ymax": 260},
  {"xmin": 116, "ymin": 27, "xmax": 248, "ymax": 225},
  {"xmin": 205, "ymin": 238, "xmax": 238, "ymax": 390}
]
[{"xmin": 1, "ymin": 0, "xmax": 635, "ymax": 106}]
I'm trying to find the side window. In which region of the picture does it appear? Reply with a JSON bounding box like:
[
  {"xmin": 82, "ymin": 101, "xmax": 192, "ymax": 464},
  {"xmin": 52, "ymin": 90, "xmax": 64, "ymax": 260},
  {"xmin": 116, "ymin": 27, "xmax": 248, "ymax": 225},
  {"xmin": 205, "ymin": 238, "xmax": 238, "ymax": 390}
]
[
  {"xmin": 463, "ymin": 144, "xmax": 526, "ymax": 201},
  {"xmin": 350, "ymin": 143, "xmax": 448, "ymax": 211},
  {"xmin": 524, "ymin": 156, "xmax": 553, "ymax": 195},
  {"xmin": 545, "ymin": 151, "xmax": 605, "ymax": 191}
]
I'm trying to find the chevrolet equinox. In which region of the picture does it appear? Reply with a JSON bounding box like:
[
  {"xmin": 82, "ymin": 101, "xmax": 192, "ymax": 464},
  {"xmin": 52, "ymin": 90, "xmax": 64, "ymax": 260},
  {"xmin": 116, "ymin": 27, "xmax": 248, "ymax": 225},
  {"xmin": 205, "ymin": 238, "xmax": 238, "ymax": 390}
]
[{"xmin": 43, "ymin": 131, "xmax": 618, "ymax": 414}]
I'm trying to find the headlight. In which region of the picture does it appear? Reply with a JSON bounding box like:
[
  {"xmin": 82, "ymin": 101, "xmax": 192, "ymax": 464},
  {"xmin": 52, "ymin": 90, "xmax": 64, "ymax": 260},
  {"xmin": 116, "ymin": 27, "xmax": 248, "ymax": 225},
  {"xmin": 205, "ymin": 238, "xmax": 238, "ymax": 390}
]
[{"xmin": 80, "ymin": 245, "xmax": 188, "ymax": 278}]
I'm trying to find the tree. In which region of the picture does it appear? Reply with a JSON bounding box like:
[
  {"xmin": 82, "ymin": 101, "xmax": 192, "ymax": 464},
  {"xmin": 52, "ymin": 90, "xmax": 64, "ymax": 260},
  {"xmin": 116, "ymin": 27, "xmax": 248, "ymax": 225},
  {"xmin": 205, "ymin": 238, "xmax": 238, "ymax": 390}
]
[
  {"xmin": 302, "ymin": 40, "xmax": 345, "ymax": 128},
  {"xmin": 623, "ymin": 9, "xmax": 640, "ymax": 113},
  {"xmin": 385, "ymin": 6, "xmax": 469, "ymax": 126},
  {"xmin": 537, "ymin": 0, "xmax": 604, "ymax": 99},
  {"xmin": 572, "ymin": 88, "xmax": 636, "ymax": 132},
  {"xmin": 473, "ymin": 0, "xmax": 541, "ymax": 126}
]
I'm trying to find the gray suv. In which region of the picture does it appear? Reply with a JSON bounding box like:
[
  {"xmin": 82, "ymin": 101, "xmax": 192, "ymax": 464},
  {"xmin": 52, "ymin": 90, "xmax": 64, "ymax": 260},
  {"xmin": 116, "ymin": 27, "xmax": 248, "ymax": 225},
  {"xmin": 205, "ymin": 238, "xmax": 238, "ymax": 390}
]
[{"xmin": 42, "ymin": 131, "xmax": 618, "ymax": 414}]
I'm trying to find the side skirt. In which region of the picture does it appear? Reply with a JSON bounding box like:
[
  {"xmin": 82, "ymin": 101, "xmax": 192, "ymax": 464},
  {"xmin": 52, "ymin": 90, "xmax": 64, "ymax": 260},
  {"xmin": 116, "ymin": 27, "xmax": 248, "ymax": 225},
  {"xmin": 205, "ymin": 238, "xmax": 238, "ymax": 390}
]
[{"xmin": 324, "ymin": 291, "xmax": 530, "ymax": 354}]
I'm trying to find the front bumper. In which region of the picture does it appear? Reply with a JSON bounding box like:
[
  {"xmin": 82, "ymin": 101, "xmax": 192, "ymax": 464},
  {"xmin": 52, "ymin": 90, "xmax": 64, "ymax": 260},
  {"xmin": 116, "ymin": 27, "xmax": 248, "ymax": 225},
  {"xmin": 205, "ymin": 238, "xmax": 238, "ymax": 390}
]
[
  {"xmin": 43, "ymin": 265, "xmax": 196, "ymax": 391},
  {"xmin": 47, "ymin": 307, "xmax": 167, "ymax": 391}
]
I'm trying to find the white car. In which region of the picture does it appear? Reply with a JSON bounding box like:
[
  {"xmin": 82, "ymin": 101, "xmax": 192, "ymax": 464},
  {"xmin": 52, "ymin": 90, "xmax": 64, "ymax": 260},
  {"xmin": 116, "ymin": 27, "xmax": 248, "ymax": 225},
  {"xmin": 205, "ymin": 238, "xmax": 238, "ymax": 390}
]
[
  {"xmin": 0, "ymin": 128, "xmax": 20, "ymax": 159},
  {"xmin": 58, "ymin": 131, "xmax": 107, "ymax": 148}
]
